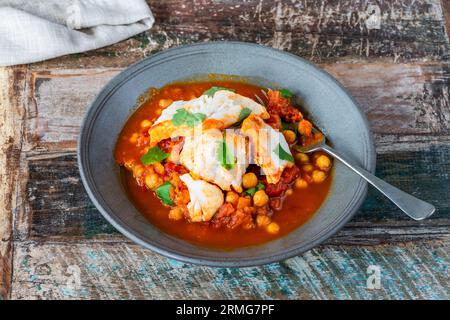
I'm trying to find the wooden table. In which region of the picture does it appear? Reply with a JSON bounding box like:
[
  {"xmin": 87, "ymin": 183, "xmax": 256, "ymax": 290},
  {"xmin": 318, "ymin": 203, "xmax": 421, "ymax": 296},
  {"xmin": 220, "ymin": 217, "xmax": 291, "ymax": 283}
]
[{"xmin": 1, "ymin": 0, "xmax": 449, "ymax": 300}]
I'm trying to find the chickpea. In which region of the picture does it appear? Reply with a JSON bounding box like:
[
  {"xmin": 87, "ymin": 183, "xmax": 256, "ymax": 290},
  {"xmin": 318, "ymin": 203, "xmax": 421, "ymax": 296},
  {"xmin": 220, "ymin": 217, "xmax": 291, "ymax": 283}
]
[
  {"xmin": 145, "ymin": 173, "xmax": 159, "ymax": 189},
  {"xmin": 132, "ymin": 165, "xmax": 144, "ymax": 177},
  {"xmin": 225, "ymin": 191, "xmax": 239, "ymax": 206},
  {"xmin": 312, "ymin": 170, "xmax": 326, "ymax": 183},
  {"xmin": 242, "ymin": 172, "xmax": 258, "ymax": 189},
  {"xmin": 153, "ymin": 162, "xmax": 165, "ymax": 175},
  {"xmin": 256, "ymin": 214, "xmax": 271, "ymax": 227},
  {"xmin": 237, "ymin": 196, "xmax": 252, "ymax": 209},
  {"xmin": 316, "ymin": 155, "xmax": 331, "ymax": 171},
  {"xmin": 129, "ymin": 133, "xmax": 139, "ymax": 144},
  {"xmin": 266, "ymin": 222, "xmax": 280, "ymax": 234},
  {"xmin": 285, "ymin": 188, "xmax": 293, "ymax": 196},
  {"xmin": 283, "ymin": 130, "xmax": 296, "ymax": 144},
  {"xmin": 294, "ymin": 178, "xmax": 308, "ymax": 189},
  {"xmin": 168, "ymin": 208, "xmax": 183, "ymax": 221},
  {"xmin": 140, "ymin": 119, "xmax": 152, "ymax": 129},
  {"xmin": 158, "ymin": 98, "xmax": 173, "ymax": 108},
  {"xmin": 295, "ymin": 152, "xmax": 309, "ymax": 164},
  {"xmin": 253, "ymin": 190, "xmax": 269, "ymax": 207},
  {"xmin": 302, "ymin": 164, "xmax": 314, "ymax": 172}
]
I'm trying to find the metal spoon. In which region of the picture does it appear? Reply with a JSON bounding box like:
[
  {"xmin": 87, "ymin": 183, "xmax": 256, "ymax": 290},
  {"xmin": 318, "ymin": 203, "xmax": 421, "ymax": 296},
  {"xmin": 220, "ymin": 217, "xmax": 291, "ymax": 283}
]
[
  {"xmin": 254, "ymin": 92, "xmax": 435, "ymax": 221},
  {"xmin": 295, "ymin": 130, "xmax": 436, "ymax": 221}
]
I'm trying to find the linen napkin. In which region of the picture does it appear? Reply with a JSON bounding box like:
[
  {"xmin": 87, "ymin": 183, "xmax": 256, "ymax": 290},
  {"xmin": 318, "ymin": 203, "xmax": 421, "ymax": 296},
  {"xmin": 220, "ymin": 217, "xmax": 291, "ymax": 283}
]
[{"xmin": 0, "ymin": 0, "xmax": 154, "ymax": 66}]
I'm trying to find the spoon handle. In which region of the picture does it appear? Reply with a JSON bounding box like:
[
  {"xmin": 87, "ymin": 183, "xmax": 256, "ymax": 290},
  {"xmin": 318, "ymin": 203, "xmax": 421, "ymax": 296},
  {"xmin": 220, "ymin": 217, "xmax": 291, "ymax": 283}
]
[{"xmin": 321, "ymin": 144, "xmax": 436, "ymax": 220}]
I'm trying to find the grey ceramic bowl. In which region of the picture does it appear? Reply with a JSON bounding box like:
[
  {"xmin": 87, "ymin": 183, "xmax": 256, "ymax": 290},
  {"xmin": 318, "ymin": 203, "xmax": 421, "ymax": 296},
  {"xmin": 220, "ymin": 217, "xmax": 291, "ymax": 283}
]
[{"xmin": 78, "ymin": 42, "xmax": 375, "ymax": 267}]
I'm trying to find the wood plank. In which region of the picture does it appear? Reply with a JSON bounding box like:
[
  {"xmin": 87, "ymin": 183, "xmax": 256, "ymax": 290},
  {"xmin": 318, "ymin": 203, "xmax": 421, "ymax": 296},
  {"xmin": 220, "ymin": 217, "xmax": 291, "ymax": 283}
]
[
  {"xmin": 25, "ymin": 69, "xmax": 121, "ymax": 152},
  {"xmin": 32, "ymin": 0, "xmax": 450, "ymax": 69},
  {"xmin": 21, "ymin": 142, "xmax": 450, "ymax": 243},
  {"xmin": 323, "ymin": 63, "xmax": 450, "ymax": 135},
  {"xmin": 0, "ymin": 67, "xmax": 27, "ymax": 299},
  {"xmin": 14, "ymin": 61, "xmax": 449, "ymax": 243},
  {"xmin": 25, "ymin": 62, "xmax": 450, "ymax": 155},
  {"xmin": 442, "ymin": 0, "xmax": 450, "ymax": 40},
  {"xmin": 10, "ymin": 240, "xmax": 450, "ymax": 299}
]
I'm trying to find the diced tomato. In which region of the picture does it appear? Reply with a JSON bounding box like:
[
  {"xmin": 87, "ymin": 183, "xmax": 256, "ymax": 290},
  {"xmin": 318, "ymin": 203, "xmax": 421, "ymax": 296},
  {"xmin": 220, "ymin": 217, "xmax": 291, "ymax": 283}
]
[
  {"xmin": 164, "ymin": 162, "xmax": 188, "ymax": 175},
  {"xmin": 281, "ymin": 166, "xmax": 301, "ymax": 184},
  {"xmin": 267, "ymin": 90, "xmax": 302, "ymax": 123},
  {"xmin": 158, "ymin": 137, "xmax": 184, "ymax": 153},
  {"xmin": 263, "ymin": 165, "xmax": 300, "ymax": 197}
]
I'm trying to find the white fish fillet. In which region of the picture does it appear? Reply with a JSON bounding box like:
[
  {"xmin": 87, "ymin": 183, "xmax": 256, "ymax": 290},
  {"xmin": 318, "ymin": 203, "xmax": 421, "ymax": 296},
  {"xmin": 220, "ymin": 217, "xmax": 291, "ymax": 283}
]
[
  {"xmin": 241, "ymin": 114, "xmax": 294, "ymax": 184},
  {"xmin": 179, "ymin": 129, "xmax": 248, "ymax": 193},
  {"xmin": 179, "ymin": 173, "xmax": 224, "ymax": 222},
  {"xmin": 148, "ymin": 90, "xmax": 269, "ymax": 144}
]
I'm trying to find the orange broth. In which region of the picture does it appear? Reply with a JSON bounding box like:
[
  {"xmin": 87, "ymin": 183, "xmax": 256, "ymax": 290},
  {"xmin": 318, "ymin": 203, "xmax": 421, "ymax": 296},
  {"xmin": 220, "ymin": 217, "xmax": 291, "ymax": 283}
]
[{"xmin": 115, "ymin": 81, "xmax": 332, "ymax": 249}]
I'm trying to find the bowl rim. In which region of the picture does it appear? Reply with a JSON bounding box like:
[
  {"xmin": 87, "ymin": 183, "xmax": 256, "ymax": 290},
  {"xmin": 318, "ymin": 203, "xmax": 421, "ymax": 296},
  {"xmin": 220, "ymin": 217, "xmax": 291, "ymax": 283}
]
[{"xmin": 78, "ymin": 41, "xmax": 376, "ymax": 267}]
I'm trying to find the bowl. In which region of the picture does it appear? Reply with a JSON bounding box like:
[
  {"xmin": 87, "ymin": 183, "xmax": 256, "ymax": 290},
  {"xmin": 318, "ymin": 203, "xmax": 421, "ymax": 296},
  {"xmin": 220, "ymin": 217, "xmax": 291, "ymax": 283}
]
[{"xmin": 78, "ymin": 42, "xmax": 376, "ymax": 267}]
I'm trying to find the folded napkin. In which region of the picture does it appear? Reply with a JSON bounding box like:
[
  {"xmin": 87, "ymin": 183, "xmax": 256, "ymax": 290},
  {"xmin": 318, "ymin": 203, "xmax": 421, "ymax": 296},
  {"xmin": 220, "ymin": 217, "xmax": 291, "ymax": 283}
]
[{"xmin": 0, "ymin": 0, "xmax": 154, "ymax": 66}]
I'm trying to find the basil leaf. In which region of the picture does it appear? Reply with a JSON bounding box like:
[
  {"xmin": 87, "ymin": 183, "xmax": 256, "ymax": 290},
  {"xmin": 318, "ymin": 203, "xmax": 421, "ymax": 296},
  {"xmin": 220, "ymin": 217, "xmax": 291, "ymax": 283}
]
[
  {"xmin": 245, "ymin": 183, "xmax": 264, "ymax": 196},
  {"xmin": 245, "ymin": 187, "xmax": 257, "ymax": 196},
  {"xmin": 273, "ymin": 143, "xmax": 294, "ymax": 162},
  {"xmin": 280, "ymin": 89, "xmax": 293, "ymax": 99},
  {"xmin": 233, "ymin": 107, "xmax": 252, "ymax": 127},
  {"xmin": 217, "ymin": 139, "xmax": 235, "ymax": 170},
  {"xmin": 171, "ymin": 108, "xmax": 206, "ymax": 127},
  {"xmin": 140, "ymin": 146, "xmax": 169, "ymax": 165},
  {"xmin": 155, "ymin": 181, "xmax": 174, "ymax": 205},
  {"xmin": 203, "ymin": 86, "xmax": 235, "ymax": 97},
  {"xmin": 238, "ymin": 107, "xmax": 252, "ymax": 122}
]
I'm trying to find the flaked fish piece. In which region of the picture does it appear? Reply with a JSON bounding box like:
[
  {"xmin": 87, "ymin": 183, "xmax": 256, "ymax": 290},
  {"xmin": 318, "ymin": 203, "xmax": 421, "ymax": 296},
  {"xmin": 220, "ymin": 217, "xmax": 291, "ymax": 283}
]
[
  {"xmin": 148, "ymin": 90, "xmax": 269, "ymax": 144},
  {"xmin": 179, "ymin": 173, "xmax": 224, "ymax": 222},
  {"xmin": 180, "ymin": 129, "xmax": 248, "ymax": 193},
  {"xmin": 241, "ymin": 114, "xmax": 294, "ymax": 184}
]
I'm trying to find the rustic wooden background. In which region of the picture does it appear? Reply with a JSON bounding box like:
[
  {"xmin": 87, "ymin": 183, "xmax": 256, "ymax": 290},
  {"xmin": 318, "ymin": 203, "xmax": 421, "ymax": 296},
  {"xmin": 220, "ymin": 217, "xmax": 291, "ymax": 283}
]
[{"xmin": 0, "ymin": 0, "xmax": 449, "ymax": 299}]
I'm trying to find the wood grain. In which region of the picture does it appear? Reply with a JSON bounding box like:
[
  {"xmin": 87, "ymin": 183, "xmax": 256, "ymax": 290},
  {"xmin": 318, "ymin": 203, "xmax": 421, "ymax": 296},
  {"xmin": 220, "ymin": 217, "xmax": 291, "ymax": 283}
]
[
  {"xmin": 32, "ymin": 0, "xmax": 450, "ymax": 69},
  {"xmin": 442, "ymin": 0, "xmax": 450, "ymax": 40},
  {"xmin": 0, "ymin": 67, "xmax": 27, "ymax": 299},
  {"xmin": 10, "ymin": 240, "xmax": 450, "ymax": 299},
  {"xmin": 20, "ymin": 145, "xmax": 449, "ymax": 243},
  {"xmin": 24, "ymin": 62, "xmax": 450, "ymax": 154}
]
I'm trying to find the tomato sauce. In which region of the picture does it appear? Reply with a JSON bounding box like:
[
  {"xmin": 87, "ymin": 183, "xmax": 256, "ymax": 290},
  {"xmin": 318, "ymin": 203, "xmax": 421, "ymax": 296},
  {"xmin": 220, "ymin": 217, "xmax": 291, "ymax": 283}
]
[{"xmin": 115, "ymin": 80, "xmax": 332, "ymax": 249}]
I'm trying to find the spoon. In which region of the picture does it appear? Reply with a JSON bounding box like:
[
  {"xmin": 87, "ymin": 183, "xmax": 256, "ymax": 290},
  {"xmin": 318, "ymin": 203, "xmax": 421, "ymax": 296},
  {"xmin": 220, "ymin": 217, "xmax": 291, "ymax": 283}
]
[
  {"xmin": 255, "ymin": 92, "xmax": 435, "ymax": 221},
  {"xmin": 295, "ymin": 131, "xmax": 435, "ymax": 221}
]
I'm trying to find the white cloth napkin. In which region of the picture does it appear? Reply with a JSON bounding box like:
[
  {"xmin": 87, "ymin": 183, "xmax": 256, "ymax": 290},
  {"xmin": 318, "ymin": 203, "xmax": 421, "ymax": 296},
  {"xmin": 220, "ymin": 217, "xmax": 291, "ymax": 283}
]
[{"xmin": 0, "ymin": 0, "xmax": 154, "ymax": 66}]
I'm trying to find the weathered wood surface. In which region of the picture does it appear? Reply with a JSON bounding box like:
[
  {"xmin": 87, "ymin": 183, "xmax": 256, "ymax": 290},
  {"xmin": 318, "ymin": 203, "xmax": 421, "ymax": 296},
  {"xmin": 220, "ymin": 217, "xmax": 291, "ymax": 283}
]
[
  {"xmin": 1, "ymin": 0, "xmax": 449, "ymax": 299},
  {"xmin": 10, "ymin": 241, "xmax": 449, "ymax": 300}
]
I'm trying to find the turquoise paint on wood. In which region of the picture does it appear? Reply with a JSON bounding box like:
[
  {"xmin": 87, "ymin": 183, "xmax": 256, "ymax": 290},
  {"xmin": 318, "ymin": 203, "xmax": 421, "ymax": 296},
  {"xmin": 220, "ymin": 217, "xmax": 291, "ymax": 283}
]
[{"xmin": 11, "ymin": 241, "xmax": 450, "ymax": 299}]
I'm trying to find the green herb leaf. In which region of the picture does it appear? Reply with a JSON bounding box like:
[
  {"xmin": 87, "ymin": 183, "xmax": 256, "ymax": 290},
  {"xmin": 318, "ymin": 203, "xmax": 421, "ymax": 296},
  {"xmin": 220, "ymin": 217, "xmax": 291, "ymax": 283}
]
[
  {"xmin": 140, "ymin": 146, "xmax": 169, "ymax": 165},
  {"xmin": 233, "ymin": 107, "xmax": 252, "ymax": 127},
  {"xmin": 245, "ymin": 187, "xmax": 257, "ymax": 196},
  {"xmin": 238, "ymin": 107, "xmax": 252, "ymax": 122},
  {"xmin": 273, "ymin": 143, "xmax": 294, "ymax": 162},
  {"xmin": 171, "ymin": 108, "xmax": 206, "ymax": 127},
  {"xmin": 155, "ymin": 182, "xmax": 174, "ymax": 205},
  {"xmin": 217, "ymin": 139, "xmax": 235, "ymax": 170},
  {"xmin": 256, "ymin": 183, "xmax": 265, "ymax": 190},
  {"xmin": 203, "ymin": 86, "xmax": 236, "ymax": 97},
  {"xmin": 245, "ymin": 183, "xmax": 265, "ymax": 196},
  {"xmin": 280, "ymin": 89, "xmax": 293, "ymax": 99}
]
